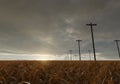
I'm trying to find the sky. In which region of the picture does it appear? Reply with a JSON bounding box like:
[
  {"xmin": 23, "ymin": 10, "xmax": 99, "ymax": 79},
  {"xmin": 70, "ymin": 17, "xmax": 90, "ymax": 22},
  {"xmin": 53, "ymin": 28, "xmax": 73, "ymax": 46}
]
[{"xmin": 0, "ymin": 0, "xmax": 120, "ymax": 60}]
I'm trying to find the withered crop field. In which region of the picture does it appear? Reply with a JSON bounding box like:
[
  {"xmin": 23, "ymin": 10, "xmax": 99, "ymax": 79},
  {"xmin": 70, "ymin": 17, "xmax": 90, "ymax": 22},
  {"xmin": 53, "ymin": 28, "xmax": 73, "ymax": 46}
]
[{"xmin": 0, "ymin": 61, "xmax": 120, "ymax": 84}]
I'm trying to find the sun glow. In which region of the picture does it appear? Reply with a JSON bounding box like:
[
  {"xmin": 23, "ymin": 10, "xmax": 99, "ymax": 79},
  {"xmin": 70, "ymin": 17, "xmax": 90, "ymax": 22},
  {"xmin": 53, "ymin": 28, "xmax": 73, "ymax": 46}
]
[
  {"xmin": 0, "ymin": 53, "xmax": 58, "ymax": 60},
  {"xmin": 29, "ymin": 54, "xmax": 56, "ymax": 60}
]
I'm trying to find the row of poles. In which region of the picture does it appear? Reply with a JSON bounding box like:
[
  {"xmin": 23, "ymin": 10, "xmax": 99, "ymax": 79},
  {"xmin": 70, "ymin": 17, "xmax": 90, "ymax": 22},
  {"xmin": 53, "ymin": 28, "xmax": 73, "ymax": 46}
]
[
  {"xmin": 68, "ymin": 49, "xmax": 91, "ymax": 60},
  {"xmin": 68, "ymin": 22, "xmax": 120, "ymax": 61}
]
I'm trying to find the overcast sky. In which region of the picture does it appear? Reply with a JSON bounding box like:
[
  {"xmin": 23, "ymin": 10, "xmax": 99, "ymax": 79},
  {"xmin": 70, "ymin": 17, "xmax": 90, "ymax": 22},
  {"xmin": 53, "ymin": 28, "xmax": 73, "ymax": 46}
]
[{"xmin": 0, "ymin": 0, "xmax": 120, "ymax": 60}]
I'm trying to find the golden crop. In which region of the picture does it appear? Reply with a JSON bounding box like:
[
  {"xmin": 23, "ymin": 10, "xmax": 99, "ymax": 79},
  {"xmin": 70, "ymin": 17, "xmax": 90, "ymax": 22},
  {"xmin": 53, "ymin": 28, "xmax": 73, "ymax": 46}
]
[{"xmin": 0, "ymin": 61, "xmax": 119, "ymax": 84}]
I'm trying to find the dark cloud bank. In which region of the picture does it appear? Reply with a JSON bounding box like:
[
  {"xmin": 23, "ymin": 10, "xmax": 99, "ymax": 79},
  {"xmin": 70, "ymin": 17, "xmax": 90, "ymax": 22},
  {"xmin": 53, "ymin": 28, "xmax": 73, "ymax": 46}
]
[{"xmin": 0, "ymin": 0, "xmax": 120, "ymax": 59}]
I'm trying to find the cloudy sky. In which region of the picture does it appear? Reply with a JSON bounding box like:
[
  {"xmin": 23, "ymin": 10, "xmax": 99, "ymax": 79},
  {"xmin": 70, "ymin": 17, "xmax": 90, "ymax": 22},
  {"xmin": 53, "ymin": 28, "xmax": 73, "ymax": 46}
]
[{"xmin": 0, "ymin": 0, "xmax": 120, "ymax": 60}]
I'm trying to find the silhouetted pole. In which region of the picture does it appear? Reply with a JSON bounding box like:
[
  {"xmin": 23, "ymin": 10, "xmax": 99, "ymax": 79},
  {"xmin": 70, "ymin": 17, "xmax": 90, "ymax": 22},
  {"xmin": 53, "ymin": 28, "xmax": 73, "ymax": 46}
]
[
  {"xmin": 86, "ymin": 22, "xmax": 97, "ymax": 61},
  {"xmin": 76, "ymin": 40, "xmax": 82, "ymax": 60},
  {"xmin": 69, "ymin": 50, "xmax": 73, "ymax": 60},
  {"xmin": 114, "ymin": 40, "xmax": 120, "ymax": 58},
  {"xmin": 88, "ymin": 50, "xmax": 91, "ymax": 60}
]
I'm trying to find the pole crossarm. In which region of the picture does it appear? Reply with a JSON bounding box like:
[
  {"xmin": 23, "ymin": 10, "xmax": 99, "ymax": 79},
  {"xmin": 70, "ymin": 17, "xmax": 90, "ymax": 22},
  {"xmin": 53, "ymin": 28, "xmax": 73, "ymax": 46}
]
[
  {"xmin": 114, "ymin": 40, "xmax": 120, "ymax": 42},
  {"xmin": 86, "ymin": 24, "xmax": 97, "ymax": 26}
]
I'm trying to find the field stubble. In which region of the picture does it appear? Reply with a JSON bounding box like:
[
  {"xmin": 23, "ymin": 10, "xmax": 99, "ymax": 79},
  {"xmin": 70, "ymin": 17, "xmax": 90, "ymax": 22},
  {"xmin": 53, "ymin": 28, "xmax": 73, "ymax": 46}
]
[{"xmin": 0, "ymin": 61, "xmax": 119, "ymax": 84}]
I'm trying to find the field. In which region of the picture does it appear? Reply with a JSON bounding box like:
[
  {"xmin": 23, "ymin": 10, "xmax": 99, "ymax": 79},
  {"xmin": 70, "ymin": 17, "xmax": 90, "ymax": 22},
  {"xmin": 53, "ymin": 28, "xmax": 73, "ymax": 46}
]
[{"xmin": 0, "ymin": 61, "xmax": 120, "ymax": 84}]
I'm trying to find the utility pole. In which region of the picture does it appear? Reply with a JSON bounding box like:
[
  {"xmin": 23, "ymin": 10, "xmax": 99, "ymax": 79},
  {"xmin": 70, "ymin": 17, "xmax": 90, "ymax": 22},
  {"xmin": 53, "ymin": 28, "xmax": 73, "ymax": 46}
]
[
  {"xmin": 88, "ymin": 50, "xmax": 91, "ymax": 60},
  {"xmin": 67, "ymin": 51, "xmax": 69, "ymax": 60},
  {"xmin": 86, "ymin": 22, "xmax": 97, "ymax": 61},
  {"xmin": 114, "ymin": 40, "xmax": 120, "ymax": 58},
  {"xmin": 69, "ymin": 50, "xmax": 73, "ymax": 60},
  {"xmin": 76, "ymin": 40, "xmax": 82, "ymax": 60}
]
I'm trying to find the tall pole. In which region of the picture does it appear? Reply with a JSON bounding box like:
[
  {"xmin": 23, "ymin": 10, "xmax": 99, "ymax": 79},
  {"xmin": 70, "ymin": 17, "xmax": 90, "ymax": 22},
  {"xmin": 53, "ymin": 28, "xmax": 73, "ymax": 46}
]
[
  {"xmin": 86, "ymin": 22, "xmax": 97, "ymax": 61},
  {"xmin": 76, "ymin": 40, "xmax": 82, "ymax": 60},
  {"xmin": 114, "ymin": 40, "xmax": 120, "ymax": 58}
]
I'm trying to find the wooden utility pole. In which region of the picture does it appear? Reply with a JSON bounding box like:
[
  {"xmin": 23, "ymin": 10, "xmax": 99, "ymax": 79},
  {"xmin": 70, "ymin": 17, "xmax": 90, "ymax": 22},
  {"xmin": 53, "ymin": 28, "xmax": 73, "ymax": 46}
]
[
  {"xmin": 86, "ymin": 22, "xmax": 97, "ymax": 61},
  {"xmin": 76, "ymin": 40, "xmax": 82, "ymax": 60},
  {"xmin": 114, "ymin": 40, "xmax": 120, "ymax": 58}
]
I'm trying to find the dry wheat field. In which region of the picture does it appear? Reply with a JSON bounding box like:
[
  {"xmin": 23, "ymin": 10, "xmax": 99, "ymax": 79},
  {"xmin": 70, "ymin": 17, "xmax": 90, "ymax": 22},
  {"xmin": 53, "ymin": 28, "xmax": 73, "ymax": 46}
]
[{"xmin": 0, "ymin": 61, "xmax": 119, "ymax": 84}]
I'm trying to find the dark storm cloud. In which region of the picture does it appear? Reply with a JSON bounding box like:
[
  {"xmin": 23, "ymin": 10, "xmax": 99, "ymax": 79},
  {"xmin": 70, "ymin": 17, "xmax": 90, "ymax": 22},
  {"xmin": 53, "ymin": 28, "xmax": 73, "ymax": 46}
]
[{"xmin": 0, "ymin": 0, "xmax": 120, "ymax": 59}]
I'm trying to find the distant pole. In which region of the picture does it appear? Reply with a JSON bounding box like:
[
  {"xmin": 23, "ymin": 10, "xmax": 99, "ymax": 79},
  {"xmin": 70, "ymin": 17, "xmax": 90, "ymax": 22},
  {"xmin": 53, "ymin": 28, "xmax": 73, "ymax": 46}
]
[
  {"xmin": 67, "ymin": 51, "xmax": 69, "ymax": 60},
  {"xmin": 88, "ymin": 50, "xmax": 91, "ymax": 60},
  {"xmin": 69, "ymin": 50, "xmax": 73, "ymax": 60},
  {"xmin": 114, "ymin": 40, "xmax": 120, "ymax": 58},
  {"xmin": 86, "ymin": 22, "xmax": 97, "ymax": 61},
  {"xmin": 76, "ymin": 40, "xmax": 82, "ymax": 60}
]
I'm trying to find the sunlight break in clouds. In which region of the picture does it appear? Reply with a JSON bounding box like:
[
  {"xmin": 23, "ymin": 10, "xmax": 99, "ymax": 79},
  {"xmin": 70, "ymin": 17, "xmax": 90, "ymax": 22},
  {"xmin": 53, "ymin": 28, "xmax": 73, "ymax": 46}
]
[{"xmin": 0, "ymin": 0, "xmax": 120, "ymax": 60}]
